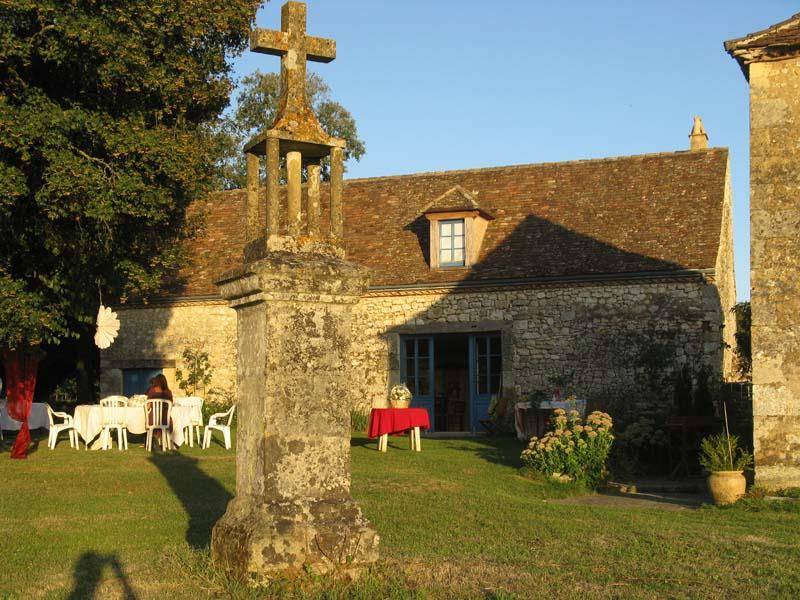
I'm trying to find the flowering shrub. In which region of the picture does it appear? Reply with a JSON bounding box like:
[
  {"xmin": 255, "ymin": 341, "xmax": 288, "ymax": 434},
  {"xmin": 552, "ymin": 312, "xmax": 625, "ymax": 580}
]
[{"xmin": 521, "ymin": 409, "xmax": 614, "ymax": 489}]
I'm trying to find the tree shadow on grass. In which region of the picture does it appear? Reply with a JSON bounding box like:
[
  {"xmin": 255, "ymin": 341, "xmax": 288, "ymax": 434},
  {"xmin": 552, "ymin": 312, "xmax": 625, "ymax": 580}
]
[
  {"xmin": 148, "ymin": 453, "xmax": 233, "ymax": 549},
  {"xmin": 0, "ymin": 429, "xmax": 44, "ymax": 456},
  {"xmin": 66, "ymin": 552, "xmax": 137, "ymax": 600},
  {"xmin": 445, "ymin": 436, "xmax": 525, "ymax": 469}
]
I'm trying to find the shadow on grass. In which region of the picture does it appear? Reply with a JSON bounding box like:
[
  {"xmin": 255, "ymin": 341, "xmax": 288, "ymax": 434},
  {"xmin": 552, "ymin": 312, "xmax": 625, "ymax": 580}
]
[
  {"xmin": 66, "ymin": 552, "xmax": 137, "ymax": 600},
  {"xmin": 445, "ymin": 436, "xmax": 525, "ymax": 469},
  {"xmin": 149, "ymin": 453, "xmax": 232, "ymax": 549},
  {"xmin": 0, "ymin": 429, "xmax": 45, "ymax": 456},
  {"xmin": 351, "ymin": 432, "xmax": 525, "ymax": 466}
]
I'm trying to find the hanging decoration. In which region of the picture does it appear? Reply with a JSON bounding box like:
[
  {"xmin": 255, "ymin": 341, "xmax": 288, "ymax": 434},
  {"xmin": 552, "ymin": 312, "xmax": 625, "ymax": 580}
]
[
  {"xmin": 2, "ymin": 349, "xmax": 39, "ymax": 459},
  {"xmin": 94, "ymin": 305, "xmax": 120, "ymax": 349}
]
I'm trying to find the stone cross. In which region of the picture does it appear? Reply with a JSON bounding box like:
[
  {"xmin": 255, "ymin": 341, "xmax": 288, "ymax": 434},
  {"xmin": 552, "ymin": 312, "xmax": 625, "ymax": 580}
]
[
  {"xmin": 251, "ymin": 2, "xmax": 335, "ymax": 128},
  {"xmin": 244, "ymin": 1, "xmax": 346, "ymax": 246},
  {"xmin": 212, "ymin": 2, "xmax": 377, "ymax": 580}
]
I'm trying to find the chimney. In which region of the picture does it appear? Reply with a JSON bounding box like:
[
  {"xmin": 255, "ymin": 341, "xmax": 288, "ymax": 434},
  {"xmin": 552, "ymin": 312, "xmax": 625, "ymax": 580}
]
[{"xmin": 689, "ymin": 116, "xmax": 709, "ymax": 151}]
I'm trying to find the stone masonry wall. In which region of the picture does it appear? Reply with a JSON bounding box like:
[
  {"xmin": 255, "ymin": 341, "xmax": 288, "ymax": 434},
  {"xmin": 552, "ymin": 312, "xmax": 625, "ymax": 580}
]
[
  {"xmin": 749, "ymin": 57, "xmax": 800, "ymax": 488},
  {"xmin": 99, "ymin": 279, "xmax": 728, "ymax": 421},
  {"xmin": 349, "ymin": 278, "xmax": 725, "ymax": 411},
  {"xmin": 99, "ymin": 301, "xmax": 237, "ymax": 400},
  {"xmin": 716, "ymin": 164, "xmax": 738, "ymax": 379}
]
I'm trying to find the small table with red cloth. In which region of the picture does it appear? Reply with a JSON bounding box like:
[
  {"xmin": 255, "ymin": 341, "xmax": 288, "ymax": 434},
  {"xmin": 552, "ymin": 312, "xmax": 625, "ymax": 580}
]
[{"xmin": 368, "ymin": 408, "xmax": 430, "ymax": 452}]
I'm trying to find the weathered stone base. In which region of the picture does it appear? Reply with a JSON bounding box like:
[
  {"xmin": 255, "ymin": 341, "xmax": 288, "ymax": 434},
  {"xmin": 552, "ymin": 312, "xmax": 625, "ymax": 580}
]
[
  {"xmin": 212, "ymin": 250, "xmax": 379, "ymax": 580},
  {"xmin": 211, "ymin": 496, "xmax": 379, "ymax": 580},
  {"xmin": 754, "ymin": 415, "xmax": 800, "ymax": 490}
]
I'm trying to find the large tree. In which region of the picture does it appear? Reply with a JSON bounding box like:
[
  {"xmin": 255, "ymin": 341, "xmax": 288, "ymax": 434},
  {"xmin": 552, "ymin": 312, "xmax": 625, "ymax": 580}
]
[
  {"xmin": 216, "ymin": 70, "xmax": 365, "ymax": 189},
  {"xmin": 0, "ymin": 0, "xmax": 261, "ymax": 393}
]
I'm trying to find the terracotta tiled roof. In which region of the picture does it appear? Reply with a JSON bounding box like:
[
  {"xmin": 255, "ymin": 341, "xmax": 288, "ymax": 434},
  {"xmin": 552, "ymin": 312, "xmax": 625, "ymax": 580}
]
[
  {"xmin": 169, "ymin": 148, "xmax": 729, "ymax": 297},
  {"xmin": 725, "ymin": 13, "xmax": 800, "ymax": 76}
]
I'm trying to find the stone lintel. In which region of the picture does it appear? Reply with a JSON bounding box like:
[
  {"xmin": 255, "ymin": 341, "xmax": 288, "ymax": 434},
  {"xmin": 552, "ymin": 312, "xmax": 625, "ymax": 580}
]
[
  {"xmin": 244, "ymin": 129, "xmax": 346, "ymax": 158},
  {"xmin": 106, "ymin": 358, "xmax": 176, "ymax": 370},
  {"xmin": 217, "ymin": 253, "xmax": 367, "ymax": 302}
]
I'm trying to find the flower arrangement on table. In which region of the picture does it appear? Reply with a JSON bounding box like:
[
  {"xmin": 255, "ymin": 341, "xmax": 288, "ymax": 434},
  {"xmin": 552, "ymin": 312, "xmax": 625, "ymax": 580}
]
[
  {"xmin": 389, "ymin": 384, "xmax": 412, "ymax": 409},
  {"xmin": 521, "ymin": 409, "xmax": 614, "ymax": 489}
]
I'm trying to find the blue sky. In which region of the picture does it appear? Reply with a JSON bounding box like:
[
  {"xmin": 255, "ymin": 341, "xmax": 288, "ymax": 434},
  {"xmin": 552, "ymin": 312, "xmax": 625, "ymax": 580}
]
[{"xmin": 232, "ymin": 1, "xmax": 799, "ymax": 301}]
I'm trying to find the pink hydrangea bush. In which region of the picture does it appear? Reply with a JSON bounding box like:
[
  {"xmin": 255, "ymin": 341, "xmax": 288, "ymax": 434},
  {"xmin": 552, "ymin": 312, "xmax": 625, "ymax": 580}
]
[{"xmin": 521, "ymin": 409, "xmax": 614, "ymax": 489}]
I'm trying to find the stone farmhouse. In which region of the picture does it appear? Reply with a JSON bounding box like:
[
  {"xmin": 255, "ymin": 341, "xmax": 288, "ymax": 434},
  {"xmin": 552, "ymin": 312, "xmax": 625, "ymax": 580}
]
[{"xmin": 100, "ymin": 124, "xmax": 736, "ymax": 433}]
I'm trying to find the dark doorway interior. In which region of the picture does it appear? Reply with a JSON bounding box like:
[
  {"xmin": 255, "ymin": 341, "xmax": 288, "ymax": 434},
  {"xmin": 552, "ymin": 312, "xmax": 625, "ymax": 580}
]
[{"xmin": 434, "ymin": 334, "xmax": 470, "ymax": 431}]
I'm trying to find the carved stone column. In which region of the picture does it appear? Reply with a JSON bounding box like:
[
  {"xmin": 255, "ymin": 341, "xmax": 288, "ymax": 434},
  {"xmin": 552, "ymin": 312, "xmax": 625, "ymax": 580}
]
[
  {"xmin": 213, "ymin": 254, "xmax": 379, "ymax": 579},
  {"xmin": 307, "ymin": 162, "xmax": 321, "ymax": 237},
  {"xmin": 266, "ymin": 137, "xmax": 281, "ymax": 238},
  {"xmin": 245, "ymin": 153, "xmax": 261, "ymax": 243},
  {"xmin": 330, "ymin": 147, "xmax": 344, "ymax": 243},
  {"xmin": 286, "ymin": 151, "xmax": 303, "ymax": 237}
]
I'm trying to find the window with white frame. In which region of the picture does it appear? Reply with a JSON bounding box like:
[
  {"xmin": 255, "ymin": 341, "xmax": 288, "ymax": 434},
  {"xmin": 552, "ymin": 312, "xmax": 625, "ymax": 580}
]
[{"xmin": 438, "ymin": 218, "xmax": 466, "ymax": 267}]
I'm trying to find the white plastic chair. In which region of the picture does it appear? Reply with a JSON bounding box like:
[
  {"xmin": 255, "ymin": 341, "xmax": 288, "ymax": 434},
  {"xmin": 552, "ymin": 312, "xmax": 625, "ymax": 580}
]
[
  {"xmin": 100, "ymin": 396, "xmax": 129, "ymax": 451},
  {"xmin": 145, "ymin": 399, "xmax": 172, "ymax": 452},
  {"xmin": 46, "ymin": 404, "xmax": 78, "ymax": 449},
  {"xmin": 203, "ymin": 405, "xmax": 235, "ymax": 450},
  {"xmin": 175, "ymin": 397, "xmax": 204, "ymax": 448}
]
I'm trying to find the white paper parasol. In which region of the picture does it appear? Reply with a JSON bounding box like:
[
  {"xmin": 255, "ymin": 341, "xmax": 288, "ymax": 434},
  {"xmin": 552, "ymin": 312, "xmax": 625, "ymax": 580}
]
[{"xmin": 94, "ymin": 305, "xmax": 120, "ymax": 349}]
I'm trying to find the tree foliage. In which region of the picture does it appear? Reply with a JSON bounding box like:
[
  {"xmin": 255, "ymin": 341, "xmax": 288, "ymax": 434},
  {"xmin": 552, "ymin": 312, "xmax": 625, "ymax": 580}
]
[
  {"xmin": 0, "ymin": 0, "xmax": 262, "ymax": 349},
  {"xmin": 216, "ymin": 70, "xmax": 365, "ymax": 188},
  {"xmin": 731, "ymin": 301, "xmax": 752, "ymax": 381},
  {"xmin": 175, "ymin": 345, "xmax": 213, "ymax": 396}
]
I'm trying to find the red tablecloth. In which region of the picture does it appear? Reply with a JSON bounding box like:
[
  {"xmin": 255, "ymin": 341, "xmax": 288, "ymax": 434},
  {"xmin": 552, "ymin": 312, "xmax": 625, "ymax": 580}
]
[{"xmin": 368, "ymin": 408, "xmax": 430, "ymax": 438}]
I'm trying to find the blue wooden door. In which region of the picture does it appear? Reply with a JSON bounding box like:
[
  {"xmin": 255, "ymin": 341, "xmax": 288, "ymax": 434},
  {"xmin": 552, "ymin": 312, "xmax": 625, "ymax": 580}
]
[
  {"xmin": 122, "ymin": 368, "xmax": 162, "ymax": 397},
  {"xmin": 400, "ymin": 336, "xmax": 435, "ymax": 430},
  {"xmin": 469, "ymin": 334, "xmax": 502, "ymax": 431}
]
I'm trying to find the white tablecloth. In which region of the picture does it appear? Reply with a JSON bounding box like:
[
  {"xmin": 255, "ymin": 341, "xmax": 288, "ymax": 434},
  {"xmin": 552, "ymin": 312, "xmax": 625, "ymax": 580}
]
[
  {"xmin": 73, "ymin": 404, "xmax": 195, "ymax": 449},
  {"xmin": 0, "ymin": 402, "xmax": 49, "ymax": 430},
  {"xmin": 173, "ymin": 397, "xmax": 203, "ymax": 424}
]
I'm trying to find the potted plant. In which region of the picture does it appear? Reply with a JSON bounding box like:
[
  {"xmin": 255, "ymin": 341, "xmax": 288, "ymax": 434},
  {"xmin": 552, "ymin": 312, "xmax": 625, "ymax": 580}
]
[
  {"xmin": 389, "ymin": 384, "xmax": 412, "ymax": 409},
  {"xmin": 699, "ymin": 432, "xmax": 753, "ymax": 505}
]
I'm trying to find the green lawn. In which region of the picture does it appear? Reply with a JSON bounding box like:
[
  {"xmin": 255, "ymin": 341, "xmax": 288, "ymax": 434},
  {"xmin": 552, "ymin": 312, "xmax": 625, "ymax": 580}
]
[{"xmin": 1, "ymin": 432, "xmax": 799, "ymax": 599}]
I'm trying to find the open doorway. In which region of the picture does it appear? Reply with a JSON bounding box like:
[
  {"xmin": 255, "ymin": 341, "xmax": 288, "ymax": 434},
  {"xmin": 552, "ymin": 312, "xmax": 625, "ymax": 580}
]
[
  {"xmin": 434, "ymin": 335, "xmax": 470, "ymax": 431},
  {"xmin": 400, "ymin": 332, "xmax": 502, "ymax": 433}
]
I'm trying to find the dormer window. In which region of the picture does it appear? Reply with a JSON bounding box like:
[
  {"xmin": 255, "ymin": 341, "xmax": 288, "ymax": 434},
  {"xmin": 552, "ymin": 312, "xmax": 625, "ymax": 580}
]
[
  {"xmin": 422, "ymin": 186, "xmax": 494, "ymax": 271},
  {"xmin": 439, "ymin": 219, "xmax": 466, "ymax": 267}
]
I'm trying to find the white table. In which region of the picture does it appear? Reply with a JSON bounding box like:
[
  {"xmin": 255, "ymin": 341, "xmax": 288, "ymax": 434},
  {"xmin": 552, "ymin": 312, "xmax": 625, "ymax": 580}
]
[
  {"xmin": 0, "ymin": 401, "xmax": 49, "ymax": 431},
  {"xmin": 73, "ymin": 404, "xmax": 195, "ymax": 449}
]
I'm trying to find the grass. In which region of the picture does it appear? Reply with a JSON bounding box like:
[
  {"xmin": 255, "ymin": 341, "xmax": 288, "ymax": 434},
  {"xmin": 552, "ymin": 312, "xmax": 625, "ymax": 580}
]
[{"xmin": 1, "ymin": 431, "xmax": 799, "ymax": 599}]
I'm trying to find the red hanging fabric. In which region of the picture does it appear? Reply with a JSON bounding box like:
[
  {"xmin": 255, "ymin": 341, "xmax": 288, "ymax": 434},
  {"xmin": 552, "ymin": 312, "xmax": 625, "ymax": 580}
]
[{"xmin": 2, "ymin": 349, "xmax": 39, "ymax": 459}]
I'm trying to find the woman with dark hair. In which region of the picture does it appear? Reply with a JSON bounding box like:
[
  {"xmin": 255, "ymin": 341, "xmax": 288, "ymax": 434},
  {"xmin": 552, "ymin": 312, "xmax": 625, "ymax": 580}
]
[
  {"xmin": 145, "ymin": 374, "xmax": 172, "ymax": 443},
  {"xmin": 146, "ymin": 374, "xmax": 172, "ymax": 401}
]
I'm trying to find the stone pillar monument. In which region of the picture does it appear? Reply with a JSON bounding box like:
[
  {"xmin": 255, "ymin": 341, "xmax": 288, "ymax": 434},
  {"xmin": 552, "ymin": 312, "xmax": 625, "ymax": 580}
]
[
  {"xmin": 726, "ymin": 14, "xmax": 800, "ymax": 488},
  {"xmin": 211, "ymin": 1, "xmax": 379, "ymax": 578}
]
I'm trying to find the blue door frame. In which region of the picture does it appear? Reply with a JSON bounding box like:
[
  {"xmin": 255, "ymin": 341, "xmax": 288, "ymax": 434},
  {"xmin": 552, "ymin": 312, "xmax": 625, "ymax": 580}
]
[
  {"xmin": 469, "ymin": 334, "xmax": 502, "ymax": 432},
  {"xmin": 399, "ymin": 336, "xmax": 436, "ymax": 430},
  {"xmin": 401, "ymin": 333, "xmax": 502, "ymax": 433}
]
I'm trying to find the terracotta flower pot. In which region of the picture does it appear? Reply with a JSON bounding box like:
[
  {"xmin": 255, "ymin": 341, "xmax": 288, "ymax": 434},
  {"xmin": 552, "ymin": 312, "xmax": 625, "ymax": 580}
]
[{"xmin": 707, "ymin": 470, "xmax": 746, "ymax": 505}]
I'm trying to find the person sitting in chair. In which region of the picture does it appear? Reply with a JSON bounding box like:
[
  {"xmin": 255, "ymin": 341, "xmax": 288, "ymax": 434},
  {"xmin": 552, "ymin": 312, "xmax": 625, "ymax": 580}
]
[{"xmin": 145, "ymin": 374, "xmax": 172, "ymax": 442}]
